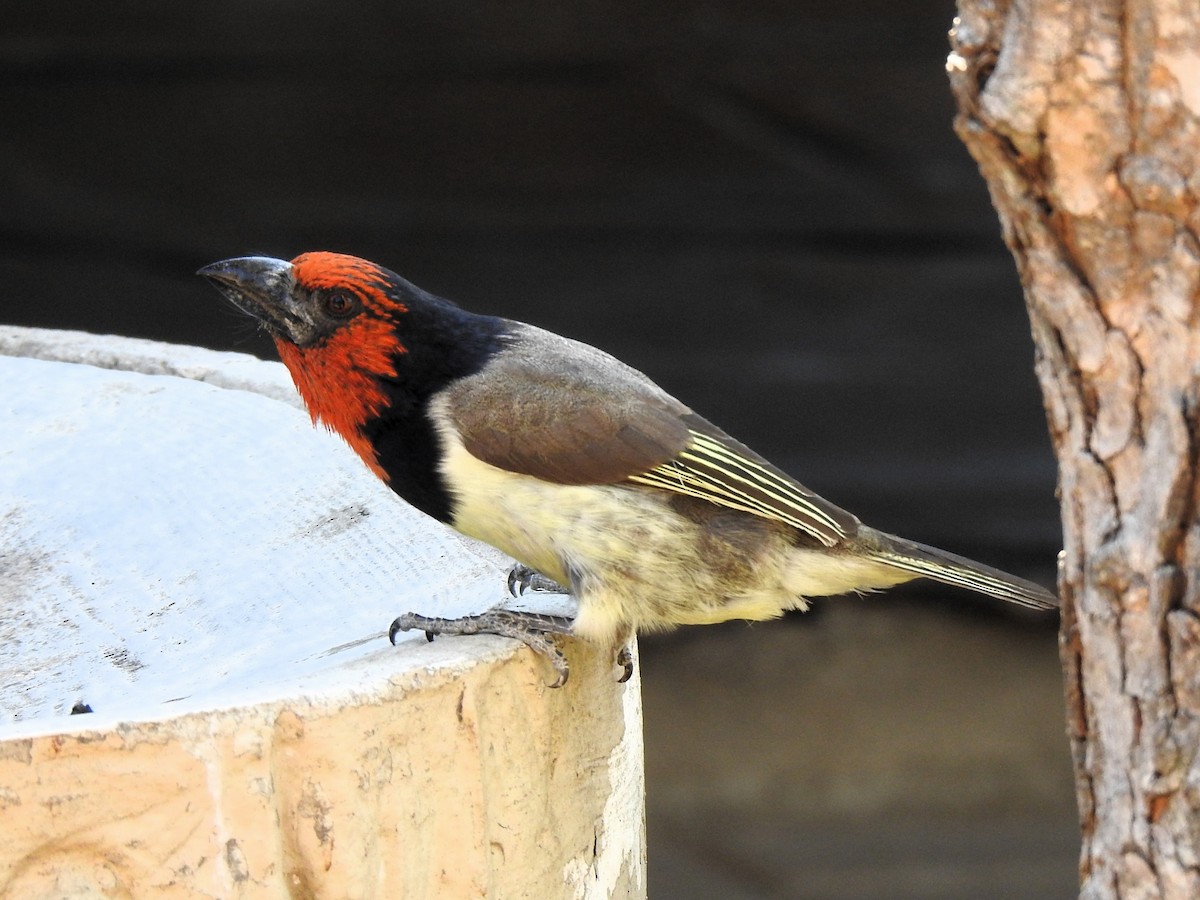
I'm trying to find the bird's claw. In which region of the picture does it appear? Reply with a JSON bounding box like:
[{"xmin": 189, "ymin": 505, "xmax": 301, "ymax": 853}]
[
  {"xmin": 615, "ymin": 645, "xmax": 634, "ymax": 683},
  {"xmin": 390, "ymin": 609, "xmax": 575, "ymax": 688},
  {"xmin": 506, "ymin": 564, "xmax": 569, "ymax": 597}
]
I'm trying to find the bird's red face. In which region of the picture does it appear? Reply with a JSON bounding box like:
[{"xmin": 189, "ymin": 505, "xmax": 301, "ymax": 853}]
[{"xmin": 199, "ymin": 251, "xmax": 410, "ymax": 479}]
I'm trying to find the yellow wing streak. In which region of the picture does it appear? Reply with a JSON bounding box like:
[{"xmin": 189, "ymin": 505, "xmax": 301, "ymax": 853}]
[
  {"xmin": 626, "ymin": 468, "xmax": 803, "ymax": 525},
  {"xmin": 626, "ymin": 430, "xmax": 849, "ymax": 547},
  {"xmin": 685, "ymin": 434, "xmax": 848, "ymax": 536}
]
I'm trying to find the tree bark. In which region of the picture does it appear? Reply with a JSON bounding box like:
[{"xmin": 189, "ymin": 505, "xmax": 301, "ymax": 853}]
[{"xmin": 948, "ymin": 1, "xmax": 1200, "ymax": 897}]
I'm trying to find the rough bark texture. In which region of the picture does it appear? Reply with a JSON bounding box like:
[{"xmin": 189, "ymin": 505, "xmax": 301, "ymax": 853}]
[{"xmin": 948, "ymin": 1, "xmax": 1200, "ymax": 896}]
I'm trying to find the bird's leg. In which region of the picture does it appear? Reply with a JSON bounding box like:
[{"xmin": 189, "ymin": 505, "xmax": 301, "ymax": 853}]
[
  {"xmin": 389, "ymin": 610, "xmax": 575, "ymax": 688},
  {"xmin": 506, "ymin": 565, "xmax": 635, "ymax": 681},
  {"xmin": 506, "ymin": 563, "xmax": 570, "ymax": 596},
  {"xmin": 392, "ymin": 566, "xmax": 636, "ymax": 687}
]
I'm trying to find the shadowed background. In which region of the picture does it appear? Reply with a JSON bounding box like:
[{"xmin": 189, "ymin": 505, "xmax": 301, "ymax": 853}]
[{"xmin": 3, "ymin": 2, "xmax": 1074, "ymax": 896}]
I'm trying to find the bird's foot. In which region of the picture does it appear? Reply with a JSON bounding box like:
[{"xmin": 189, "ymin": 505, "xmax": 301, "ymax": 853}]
[
  {"xmin": 390, "ymin": 610, "xmax": 575, "ymax": 688},
  {"xmin": 506, "ymin": 563, "xmax": 570, "ymax": 597}
]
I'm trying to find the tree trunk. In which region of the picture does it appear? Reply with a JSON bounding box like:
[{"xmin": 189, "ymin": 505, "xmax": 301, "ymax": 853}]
[{"xmin": 947, "ymin": 1, "xmax": 1200, "ymax": 897}]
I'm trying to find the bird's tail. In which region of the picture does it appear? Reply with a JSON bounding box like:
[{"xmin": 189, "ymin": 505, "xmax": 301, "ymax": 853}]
[{"xmin": 863, "ymin": 530, "xmax": 1058, "ymax": 610}]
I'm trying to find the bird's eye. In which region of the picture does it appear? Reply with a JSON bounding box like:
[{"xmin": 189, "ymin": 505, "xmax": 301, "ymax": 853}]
[{"xmin": 322, "ymin": 292, "xmax": 358, "ymax": 319}]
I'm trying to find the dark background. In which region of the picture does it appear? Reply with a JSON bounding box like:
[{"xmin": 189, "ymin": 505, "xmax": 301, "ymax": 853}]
[{"xmin": 4, "ymin": 2, "xmax": 1075, "ymax": 897}]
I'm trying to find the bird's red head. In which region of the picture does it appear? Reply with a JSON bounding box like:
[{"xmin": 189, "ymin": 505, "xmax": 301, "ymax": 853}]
[{"xmin": 199, "ymin": 251, "xmax": 412, "ymax": 480}]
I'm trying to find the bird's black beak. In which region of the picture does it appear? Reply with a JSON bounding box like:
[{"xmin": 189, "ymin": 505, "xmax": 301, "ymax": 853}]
[{"xmin": 198, "ymin": 256, "xmax": 313, "ymax": 344}]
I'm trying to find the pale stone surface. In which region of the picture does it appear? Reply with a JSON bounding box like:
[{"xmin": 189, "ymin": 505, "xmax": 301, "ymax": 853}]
[{"xmin": 0, "ymin": 326, "xmax": 646, "ymax": 899}]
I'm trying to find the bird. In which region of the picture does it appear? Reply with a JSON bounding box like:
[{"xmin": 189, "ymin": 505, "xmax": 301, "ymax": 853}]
[{"xmin": 199, "ymin": 251, "xmax": 1058, "ymax": 686}]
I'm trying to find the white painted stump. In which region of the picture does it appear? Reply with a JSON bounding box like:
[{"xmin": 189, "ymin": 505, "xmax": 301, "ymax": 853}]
[{"xmin": 0, "ymin": 327, "xmax": 646, "ymax": 899}]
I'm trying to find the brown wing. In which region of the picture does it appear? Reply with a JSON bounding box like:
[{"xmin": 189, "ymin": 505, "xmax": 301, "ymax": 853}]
[
  {"xmin": 440, "ymin": 324, "xmax": 858, "ymax": 547},
  {"xmin": 440, "ymin": 325, "xmax": 691, "ymax": 484}
]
